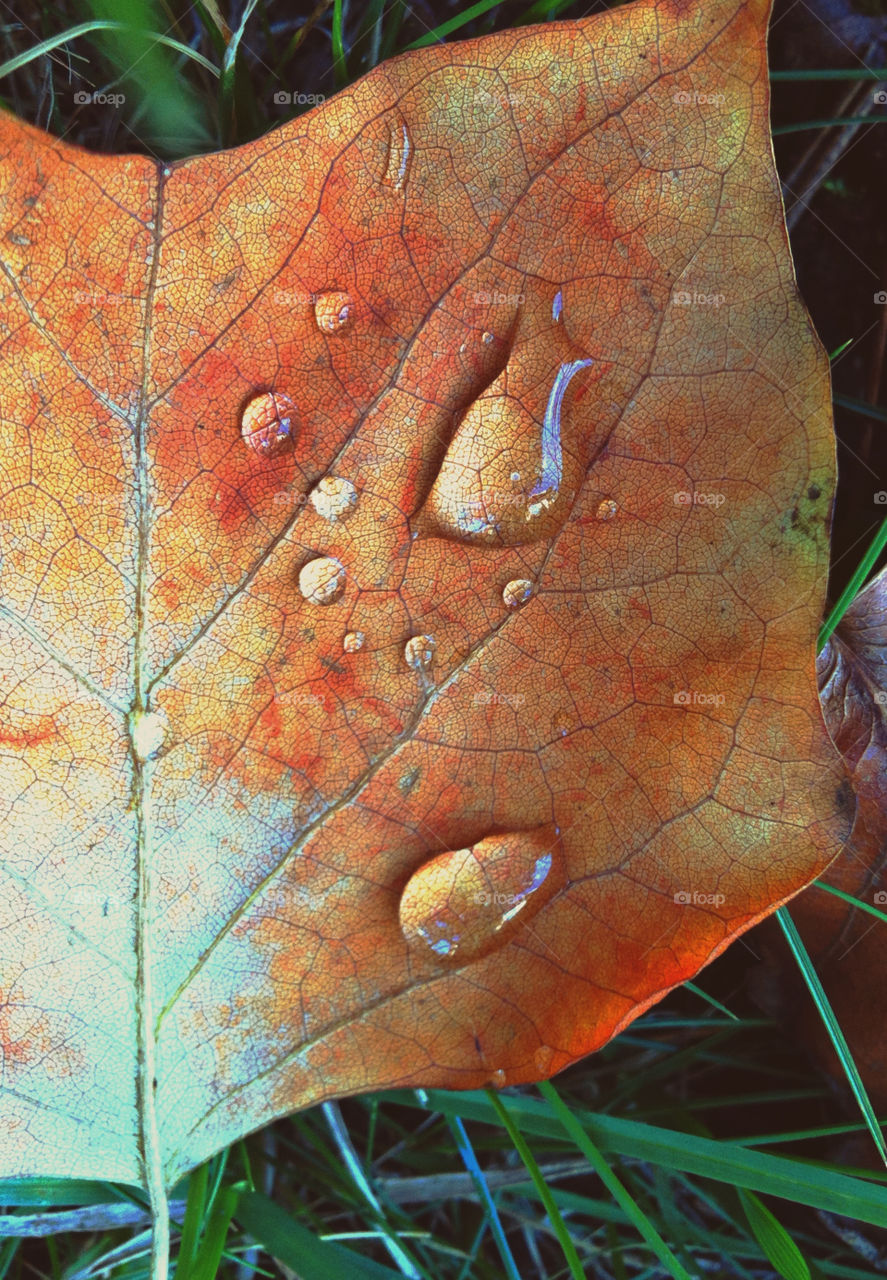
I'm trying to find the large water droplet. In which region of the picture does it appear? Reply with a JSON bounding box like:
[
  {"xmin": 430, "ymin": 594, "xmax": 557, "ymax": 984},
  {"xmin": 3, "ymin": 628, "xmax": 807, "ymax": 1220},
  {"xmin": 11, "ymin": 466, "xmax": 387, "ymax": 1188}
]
[
  {"xmin": 527, "ymin": 358, "xmax": 593, "ymax": 518},
  {"xmin": 343, "ymin": 630, "xmax": 365, "ymax": 653},
  {"xmin": 314, "ymin": 291, "xmax": 353, "ymax": 334},
  {"xmin": 310, "ymin": 475, "xmax": 358, "ymax": 521},
  {"xmin": 382, "ymin": 115, "xmax": 412, "ymax": 192},
  {"xmin": 502, "ymin": 578, "xmax": 533, "ymax": 609},
  {"xmin": 404, "ymin": 634, "xmax": 435, "ymax": 670},
  {"xmin": 398, "ymin": 827, "xmax": 563, "ymax": 965},
  {"xmin": 241, "ymin": 391, "xmax": 297, "ymax": 458},
  {"xmin": 298, "ymin": 555, "xmax": 346, "ymax": 605}
]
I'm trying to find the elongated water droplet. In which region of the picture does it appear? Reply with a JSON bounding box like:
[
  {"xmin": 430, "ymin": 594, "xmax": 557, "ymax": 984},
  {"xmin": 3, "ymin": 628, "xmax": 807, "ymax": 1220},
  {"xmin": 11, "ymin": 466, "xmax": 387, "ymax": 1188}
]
[
  {"xmin": 404, "ymin": 634, "xmax": 435, "ymax": 670},
  {"xmin": 343, "ymin": 630, "xmax": 365, "ymax": 653},
  {"xmin": 310, "ymin": 475, "xmax": 358, "ymax": 521},
  {"xmin": 241, "ymin": 391, "xmax": 297, "ymax": 457},
  {"xmin": 314, "ymin": 290, "xmax": 353, "ymax": 333},
  {"xmin": 128, "ymin": 709, "xmax": 169, "ymax": 762},
  {"xmin": 298, "ymin": 555, "xmax": 346, "ymax": 605},
  {"xmin": 534, "ymin": 1044, "xmax": 555, "ymax": 1075},
  {"xmin": 481, "ymin": 330, "xmax": 494, "ymax": 345},
  {"xmin": 596, "ymin": 498, "xmax": 618, "ymax": 521},
  {"xmin": 382, "ymin": 116, "xmax": 412, "ymax": 192},
  {"xmin": 528, "ymin": 358, "xmax": 593, "ymax": 518},
  {"xmin": 502, "ymin": 578, "xmax": 533, "ymax": 609},
  {"xmin": 552, "ymin": 290, "xmax": 563, "ymax": 323},
  {"xmin": 398, "ymin": 827, "xmax": 563, "ymax": 965}
]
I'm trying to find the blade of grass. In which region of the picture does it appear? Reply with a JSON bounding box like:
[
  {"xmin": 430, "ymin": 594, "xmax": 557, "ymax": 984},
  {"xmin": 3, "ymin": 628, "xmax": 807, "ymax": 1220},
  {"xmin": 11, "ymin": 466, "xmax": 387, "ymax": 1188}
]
[
  {"xmin": 235, "ymin": 1190, "xmax": 405, "ymax": 1279},
  {"xmin": 774, "ymin": 116, "xmax": 887, "ymax": 134},
  {"xmin": 683, "ymin": 980, "xmax": 740, "ymax": 1020},
  {"xmin": 383, "ymin": 1089, "xmax": 887, "ymax": 1227},
  {"xmin": 0, "ymin": 22, "xmax": 219, "ymax": 80},
  {"xmin": 538, "ymin": 1079, "xmax": 694, "ymax": 1280},
  {"xmin": 775, "ymin": 908, "xmax": 887, "ymax": 1169},
  {"xmin": 812, "ymin": 881, "xmax": 887, "ymax": 923},
  {"xmin": 332, "ymin": 0, "xmax": 348, "ymax": 86},
  {"xmin": 833, "ymin": 393, "xmax": 887, "ymax": 423},
  {"xmin": 738, "ymin": 1188, "xmax": 811, "ymax": 1280},
  {"xmin": 443, "ymin": 1112, "xmax": 521, "ymax": 1280},
  {"xmin": 817, "ymin": 516, "xmax": 887, "ymax": 647},
  {"xmin": 485, "ymin": 1088, "xmax": 586, "ymax": 1280},
  {"xmin": 189, "ymin": 1184, "xmax": 238, "ymax": 1280},
  {"xmin": 770, "ymin": 69, "xmax": 887, "ymax": 80},
  {"xmin": 170, "ymin": 1163, "xmax": 208, "ymax": 1280},
  {"xmin": 403, "ymin": 0, "xmax": 507, "ymax": 50}
]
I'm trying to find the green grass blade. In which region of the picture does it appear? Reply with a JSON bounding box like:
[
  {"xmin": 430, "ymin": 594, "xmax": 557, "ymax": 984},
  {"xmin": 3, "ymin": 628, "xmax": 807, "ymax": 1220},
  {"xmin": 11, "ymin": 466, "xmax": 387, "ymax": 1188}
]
[
  {"xmin": 833, "ymin": 393, "xmax": 887, "ymax": 422},
  {"xmin": 0, "ymin": 21, "xmax": 219, "ymax": 80},
  {"xmin": 445, "ymin": 1113, "xmax": 521, "ymax": 1280},
  {"xmin": 190, "ymin": 1185, "xmax": 238, "ymax": 1280},
  {"xmin": 818, "ymin": 516, "xmax": 887, "ymax": 647},
  {"xmin": 775, "ymin": 908, "xmax": 887, "ymax": 1169},
  {"xmin": 738, "ymin": 1188, "xmax": 811, "ymax": 1280},
  {"xmin": 537, "ymin": 1079, "xmax": 694, "ymax": 1280},
  {"xmin": 235, "ymin": 1190, "xmax": 404, "ymax": 1279},
  {"xmin": 773, "ymin": 116, "xmax": 887, "ymax": 134},
  {"xmin": 382, "ymin": 1090, "xmax": 887, "ymax": 1227},
  {"xmin": 485, "ymin": 1089, "xmax": 586, "ymax": 1280},
  {"xmin": 332, "ymin": 0, "xmax": 349, "ymax": 86},
  {"xmin": 812, "ymin": 882, "xmax": 887, "ymax": 923},
  {"xmin": 770, "ymin": 68, "xmax": 887, "ymax": 80},
  {"xmin": 403, "ymin": 0, "xmax": 507, "ymax": 50},
  {"xmin": 171, "ymin": 1163, "xmax": 208, "ymax": 1280},
  {"xmin": 683, "ymin": 980, "xmax": 740, "ymax": 1020}
]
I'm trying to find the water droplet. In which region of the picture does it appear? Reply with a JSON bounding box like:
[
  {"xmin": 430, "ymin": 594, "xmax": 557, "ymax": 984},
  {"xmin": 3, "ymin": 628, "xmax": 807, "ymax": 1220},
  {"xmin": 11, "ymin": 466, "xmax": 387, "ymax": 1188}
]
[
  {"xmin": 398, "ymin": 827, "xmax": 564, "ymax": 965},
  {"xmin": 527, "ymin": 358, "xmax": 593, "ymax": 518},
  {"xmin": 490, "ymin": 1068, "xmax": 507, "ymax": 1088},
  {"xmin": 128, "ymin": 709, "xmax": 169, "ymax": 762},
  {"xmin": 404, "ymin": 634, "xmax": 435, "ymax": 670},
  {"xmin": 314, "ymin": 290, "xmax": 353, "ymax": 333},
  {"xmin": 481, "ymin": 331, "xmax": 494, "ymax": 345},
  {"xmin": 298, "ymin": 556, "xmax": 346, "ymax": 605},
  {"xmin": 382, "ymin": 115, "xmax": 412, "ymax": 192},
  {"xmin": 343, "ymin": 630, "xmax": 365, "ymax": 653},
  {"xmin": 533, "ymin": 1044, "xmax": 555, "ymax": 1075},
  {"xmin": 552, "ymin": 290, "xmax": 563, "ymax": 323},
  {"xmin": 310, "ymin": 475, "xmax": 358, "ymax": 521},
  {"xmin": 241, "ymin": 391, "xmax": 297, "ymax": 458},
  {"xmin": 596, "ymin": 498, "xmax": 619, "ymax": 521},
  {"xmin": 502, "ymin": 578, "xmax": 533, "ymax": 609}
]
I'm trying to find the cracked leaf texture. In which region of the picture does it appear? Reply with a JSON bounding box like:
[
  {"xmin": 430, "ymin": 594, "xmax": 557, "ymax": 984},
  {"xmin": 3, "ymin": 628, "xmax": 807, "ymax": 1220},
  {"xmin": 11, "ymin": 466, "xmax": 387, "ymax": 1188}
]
[{"xmin": 0, "ymin": 0, "xmax": 850, "ymax": 1189}]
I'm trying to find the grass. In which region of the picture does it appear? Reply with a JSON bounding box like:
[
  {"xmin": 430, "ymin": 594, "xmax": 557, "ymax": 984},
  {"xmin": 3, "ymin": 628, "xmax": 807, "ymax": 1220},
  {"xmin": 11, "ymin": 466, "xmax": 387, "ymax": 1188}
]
[{"xmin": 1, "ymin": 1, "xmax": 886, "ymax": 1278}]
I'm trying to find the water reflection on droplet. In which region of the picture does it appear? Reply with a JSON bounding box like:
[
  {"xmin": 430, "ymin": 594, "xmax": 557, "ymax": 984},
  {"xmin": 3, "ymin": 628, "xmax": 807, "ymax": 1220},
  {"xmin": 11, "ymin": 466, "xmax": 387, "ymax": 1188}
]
[
  {"xmin": 298, "ymin": 556, "xmax": 346, "ymax": 605},
  {"xmin": 310, "ymin": 475, "xmax": 358, "ymax": 521},
  {"xmin": 502, "ymin": 578, "xmax": 533, "ymax": 609},
  {"xmin": 404, "ymin": 634, "xmax": 435, "ymax": 670},
  {"xmin": 314, "ymin": 291, "xmax": 353, "ymax": 333},
  {"xmin": 240, "ymin": 391, "xmax": 297, "ymax": 458},
  {"xmin": 527, "ymin": 358, "xmax": 593, "ymax": 519},
  {"xmin": 343, "ymin": 630, "xmax": 365, "ymax": 653},
  {"xmin": 489, "ymin": 1068, "xmax": 507, "ymax": 1088},
  {"xmin": 481, "ymin": 331, "xmax": 494, "ymax": 345},
  {"xmin": 596, "ymin": 498, "xmax": 619, "ymax": 521},
  {"xmin": 382, "ymin": 116, "xmax": 412, "ymax": 192},
  {"xmin": 552, "ymin": 290, "xmax": 563, "ymax": 323},
  {"xmin": 398, "ymin": 827, "xmax": 563, "ymax": 966}
]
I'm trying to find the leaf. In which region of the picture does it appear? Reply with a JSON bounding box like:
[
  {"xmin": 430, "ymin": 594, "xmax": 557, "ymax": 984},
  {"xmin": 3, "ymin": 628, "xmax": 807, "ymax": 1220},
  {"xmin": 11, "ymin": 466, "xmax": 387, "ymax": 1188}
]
[
  {"xmin": 752, "ymin": 566, "xmax": 887, "ymax": 1108},
  {"xmin": 0, "ymin": 0, "xmax": 849, "ymax": 1191}
]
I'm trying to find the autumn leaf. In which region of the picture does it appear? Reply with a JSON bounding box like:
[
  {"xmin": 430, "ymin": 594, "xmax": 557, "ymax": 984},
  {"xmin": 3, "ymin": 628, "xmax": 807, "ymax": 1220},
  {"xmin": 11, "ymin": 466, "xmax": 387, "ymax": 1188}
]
[
  {"xmin": 751, "ymin": 566, "xmax": 887, "ymax": 1109},
  {"xmin": 0, "ymin": 0, "xmax": 849, "ymax": 1197}
]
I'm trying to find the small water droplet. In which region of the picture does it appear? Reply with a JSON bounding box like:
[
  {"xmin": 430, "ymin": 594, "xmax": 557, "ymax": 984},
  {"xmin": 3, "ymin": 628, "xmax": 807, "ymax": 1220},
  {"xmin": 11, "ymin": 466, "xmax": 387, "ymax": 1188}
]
[
  {"xmin": 314, "ymin": 290, "xmax": 353, "ymax": 333},
  {"xmin": 404, "ymin": 634, "xmax": 435, "ymax": 670},
  {"xmin": 533, "ymin": 1044, "xmax": 555, "ymax": 1075},
  {"xmin": 343, "ymin": 630, "xmax": 365, "ymax": 653},
  {"xmin": 399, "ymin": 827, "xmax": 563, "ymax": 965},
  {"xmin": 481, "ymin": 331, "xmax": 494, "ymax": 345},
  {"xmin": 382, "ymin": 115, "xmax": 412, "ymax": 192},
  {"xmin": 596, "ymin": 498, "xmax": 619, "ymax": 521},
  {"xmin": 503, "ymin": 578, "xmax": 533, "ymax": 609},
  {"xmin": 490, "ymin": 1068, "xmax": 507, "ymax": 1088},
  {"xmin": 310, "ymin": 475, "xmax": 358, "ymax": 521},
  {"xmin": 552, "ymin": 290, "xmax": 563, "ymax": 323},
  {"xmin": 241, "ymin": 391, "xmax": 297, "ymax": 458},
  {"xmin": 298, "ymin": 556, "xmax": 346, "ymax": 605}
]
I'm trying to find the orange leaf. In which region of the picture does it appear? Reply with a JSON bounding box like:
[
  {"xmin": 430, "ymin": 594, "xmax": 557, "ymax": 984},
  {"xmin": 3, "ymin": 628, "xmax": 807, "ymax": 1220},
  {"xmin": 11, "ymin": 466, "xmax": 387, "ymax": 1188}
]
[{"xmin": 0, "ymin": 0, "xmax": 849, "ymax": 1189}]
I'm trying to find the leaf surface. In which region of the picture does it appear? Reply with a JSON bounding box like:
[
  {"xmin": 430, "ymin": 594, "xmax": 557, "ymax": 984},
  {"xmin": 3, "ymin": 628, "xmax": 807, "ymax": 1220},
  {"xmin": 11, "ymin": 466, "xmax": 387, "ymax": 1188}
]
[{"xmin": 0, "ymin": 0, "xmax": 849, "ymax": 1188}]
